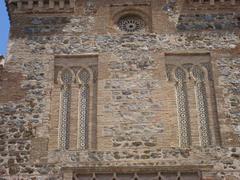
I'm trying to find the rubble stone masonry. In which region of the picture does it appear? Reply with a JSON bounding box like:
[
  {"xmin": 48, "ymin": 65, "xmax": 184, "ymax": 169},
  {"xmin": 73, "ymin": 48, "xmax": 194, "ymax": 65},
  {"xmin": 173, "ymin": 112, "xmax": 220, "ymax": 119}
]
[{"xmin": 0, "ymin": 0, "xmax": 240, "ymax": 179}]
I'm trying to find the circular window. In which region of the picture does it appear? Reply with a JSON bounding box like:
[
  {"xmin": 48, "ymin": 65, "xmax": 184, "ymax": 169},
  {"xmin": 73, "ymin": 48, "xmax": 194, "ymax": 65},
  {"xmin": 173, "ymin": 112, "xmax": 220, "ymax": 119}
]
[{"xmin": 117, "ymin": 15, "xmax": 145, "ymax": 32}]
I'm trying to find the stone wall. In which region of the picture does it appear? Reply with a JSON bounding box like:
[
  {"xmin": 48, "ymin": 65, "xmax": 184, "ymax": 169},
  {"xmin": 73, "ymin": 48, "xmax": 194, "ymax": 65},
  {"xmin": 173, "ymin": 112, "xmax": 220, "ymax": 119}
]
[
  {"xmin": 0, "ymin": 0, "xmax": 240, "ymax": 179},
  {"xmin": 177, "ymin": 13, "xmax": 240, "ymax": 31}
]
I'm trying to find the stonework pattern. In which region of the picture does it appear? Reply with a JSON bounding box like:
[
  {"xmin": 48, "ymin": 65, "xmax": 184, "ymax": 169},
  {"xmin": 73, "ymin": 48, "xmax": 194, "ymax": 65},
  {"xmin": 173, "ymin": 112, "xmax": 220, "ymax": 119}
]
[
  {"xmin": 174, "ymin": 67, "xmax": 191, "ymax": 148},
  {"xmin": 192, "ymin": 66, "xmax": 211, "ymax": 147},
  {"xmin": 59, "ymin": 69, "xmax": 73, "ymax": 150},
  {"xmin": 78, "ymin": 69, "xmax": 91, "ymax": 150},
  {"xmin": 1, "ymin": 0, "xmax": 240, "ymax": 179}
]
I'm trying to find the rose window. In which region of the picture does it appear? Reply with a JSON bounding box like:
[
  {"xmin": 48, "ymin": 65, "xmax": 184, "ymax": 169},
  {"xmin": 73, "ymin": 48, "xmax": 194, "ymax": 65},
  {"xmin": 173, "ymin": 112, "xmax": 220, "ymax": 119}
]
[{"xmin": 117, "ymin": 15, "xmax": 145, "ymax": 32}]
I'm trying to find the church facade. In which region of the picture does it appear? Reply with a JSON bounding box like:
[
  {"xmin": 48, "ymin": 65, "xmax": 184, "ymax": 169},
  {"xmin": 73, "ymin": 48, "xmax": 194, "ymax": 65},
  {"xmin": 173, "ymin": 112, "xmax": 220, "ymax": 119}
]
[{"xmin": 1, "ymin": 0, "xmax": 240, "ymax": 179}]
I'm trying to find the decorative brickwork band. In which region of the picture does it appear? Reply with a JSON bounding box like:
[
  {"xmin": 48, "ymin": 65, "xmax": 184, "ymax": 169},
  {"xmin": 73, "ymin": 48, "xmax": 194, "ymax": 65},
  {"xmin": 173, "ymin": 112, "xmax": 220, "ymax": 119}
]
[
  {"xmin": 78, "ymin": 69, "xmax": 91, "ymax": 150},
  {"xmin": 190, "ymin": 0, "xmax": 239, "ymax": 5},
  {"xmin": 8, "ymin": 0, "xmax": 75, "ymax": 12},
  {"xmin": 191, "ymin": 66, "xmax": 211, "ymax": 147},
  {"xmin": 174, "ymin": 67, "xmax": 191, "ymax": 148},
  {"xmin": 59, "ymin": 69, "xmax": 74, "ymax": 150},
  {"xmin": 73, "ymin": 171, "xmax": 200, "ymax": 180}
]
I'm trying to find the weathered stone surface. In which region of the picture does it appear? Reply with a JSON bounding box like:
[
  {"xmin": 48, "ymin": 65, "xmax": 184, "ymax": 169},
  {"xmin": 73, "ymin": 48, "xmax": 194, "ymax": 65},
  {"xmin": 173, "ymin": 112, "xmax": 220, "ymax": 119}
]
[
  {"xmin": 177, "ymin": 13, "xmax": 240, "ymax": 31},
  {"xmin": 1, "ymin": 0, "xmax": 240, "ymax": 179}
]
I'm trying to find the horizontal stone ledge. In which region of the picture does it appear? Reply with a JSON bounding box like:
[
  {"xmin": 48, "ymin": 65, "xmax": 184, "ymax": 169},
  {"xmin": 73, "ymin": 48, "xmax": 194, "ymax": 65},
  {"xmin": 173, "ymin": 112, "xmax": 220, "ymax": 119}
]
[
  {"xmin": 62, "ymin": 165, "xmax": 213, "ymax": 173},
  {"xmin": 164, "ymin": 51, "xmax": 210, "ymax": 56},
  {"xmin": 54, "ymin": 54, "xmax": 99, "ymax": 58}
]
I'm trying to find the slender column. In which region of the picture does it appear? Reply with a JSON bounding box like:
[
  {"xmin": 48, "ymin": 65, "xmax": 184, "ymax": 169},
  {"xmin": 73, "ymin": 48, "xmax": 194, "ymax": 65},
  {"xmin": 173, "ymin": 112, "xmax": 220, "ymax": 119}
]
[
  {"xmin": 38, "ymin": 0, "xmax": 44, "ymax": 8},
  {"xmin": 174, "ymin": 67, "xmax": 191, "ymax": 148},
  {"xmin": 60, "ymin": 0, "xmax": 65, "ymax": 9},
  {"xmin": 49, "ymin": 0, "xmax": 54, "ymax": 9},
  {"xmin": 28, "ymin": 0, "xmax": 33, "ymax": 9},
  {"xmin": 192, "ymin": 66, "xmax": 211, "ymax": 147},
  {"xmin": 78, "ymin": 69, "xmax": 91, "ymax": 150},
  {"xmin": 70, "ymin": 0, "xmax": 75, "ymax": 8},
  {"xmin": 58, "ymin": 69, "xmax": 73, "ymax": 150}
]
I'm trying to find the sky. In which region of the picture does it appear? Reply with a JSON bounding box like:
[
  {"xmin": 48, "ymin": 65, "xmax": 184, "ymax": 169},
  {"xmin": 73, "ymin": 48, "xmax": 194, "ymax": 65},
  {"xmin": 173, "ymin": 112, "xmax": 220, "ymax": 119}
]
[{"xmin": 0, "ymin": 0, "xmax": 10, "ymax": 56}]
